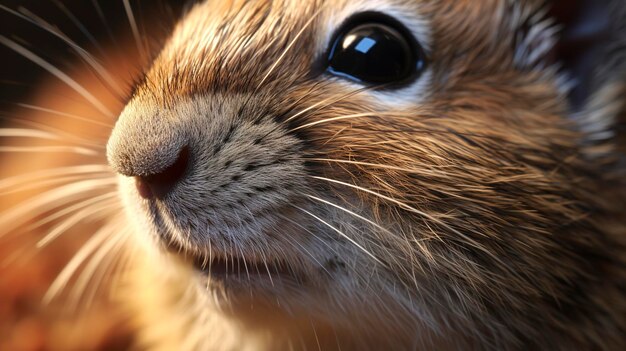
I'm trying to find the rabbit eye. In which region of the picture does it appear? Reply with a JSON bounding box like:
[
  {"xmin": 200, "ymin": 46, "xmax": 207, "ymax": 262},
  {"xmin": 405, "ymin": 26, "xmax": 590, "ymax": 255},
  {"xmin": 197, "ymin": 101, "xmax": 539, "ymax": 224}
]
[{"xmin": 326, "ymin": 13, "xmax": 427, "ymax": 86}]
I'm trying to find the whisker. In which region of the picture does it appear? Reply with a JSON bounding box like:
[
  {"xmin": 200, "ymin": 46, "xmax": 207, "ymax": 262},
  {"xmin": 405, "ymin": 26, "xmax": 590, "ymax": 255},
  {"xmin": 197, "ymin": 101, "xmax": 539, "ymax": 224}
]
[
  {"xmin": 0, "ymin": 35, "xmax": 114, "ymax": 117},
  {"xmin": 310, "ymin": 319, "xmax": 322, "ymax": 351},
  {"xmin": 0, "ymin": 164, "xmax": 111, "ymax": 191},
  {"xmin": 237, "ymin": 246, "xmax": 251, "ymax": 284},
  {"xmin": 290, "ymin": 110, "xmax": 443, "ymax": 135},
  {"xmin": 122, "ymin": 0, "xmax": 146, "ymax": 61},
  {"xmin": 255, "ymin": 6, "xmax": 325, "ymax": 91},
  {"xmin": 67, "ymin": 224, "xmax": 129, "ymax": 313},
  {"xmin": 305, "ymin": 158, "xmax": 456, "ymax": 177},
  {"xmin": 0, "ymin": 178, "xmax": 117, "ymax": 238},
  {"xmin": 13, "ymin": 5, "xmax": 126, "ymax": 100},
  {"xmin": 0, "ymin": 127, "xmax": 62, "ymax": 140},
  {"xmin": 289, "ymin": 112, "xmax": 382, "ymax": 132},
  {"xmin": 284, "ymin": 84, "xmax": 378, "ymax": 124},
  {"xmin": 310, "ymin": 176, "xmax": 450, "ymax": 249},
  {"xmin": 0, "ymin": 116, "xmax": 107, "ymax": 149},
  {"xmin": 292, "ymin": 205, "xmax": 384, "ymax": 266},
  {"xmin": 0, "ymin": 128, "xmax": 100, "ymax": 154},
  {"xmin": 276, "ymin": 213, "xmax": 342, "ymax": 260},
  {"xmin": 50, "ymin": 0, "xmax": 106, "ymax": 56},
  {"xmin": 260, "ymin": 250, "xmax": 275, "ymax": 287},
  {"xmin": 310, "ymin": 176, "xmax": 447, "ymax": 224},
  {"xmin": 311, "ymin": 176, "xmax": 512, "ymax": 269},
  {"xmin": 43, "ymin": 219, "xmax": 122, "ymax": 305},
  {"xmin": 303, "ymin": 194, "xmax": 431, "ymax": 275},
  {"xmin": 274, "ymin": 217, "xmax": 332, "ymax": 277},
  {"xmin": 0, "ymin": 146, "xmax": 99, "ymax": 155},
  {"xmin": 16, "ymin": 103, "xmax": 113, "ymax": 127},
  {"xmin": 304, "ymin": 194, "xmax": 396, "ymax": 240},
  {"xmin": 207, "ymin": 236, "xmax": 213, "ymax": 281},
  {"xmin": 82, "ymin": 232, "xmax": 131, "ymax": 312},
  {"xmin": 1, "ymin": 174, "xmax": 110, "ymax": 196},
  {"xmin": 28, "ymin": 192, "xmax": 117, "ymax": 231},
  {"xmin": 90, "ymin": 0, "xmax": 118, "ymax": 46},
  {"xmin": 37, "ymin": 197, "xmax": 119, "ymax": 248}
]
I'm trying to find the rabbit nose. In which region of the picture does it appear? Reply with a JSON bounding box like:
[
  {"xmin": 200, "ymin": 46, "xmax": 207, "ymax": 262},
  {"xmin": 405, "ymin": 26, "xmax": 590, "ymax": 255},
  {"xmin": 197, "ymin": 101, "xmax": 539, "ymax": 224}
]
[
  {"xmin": 106, "ymin": 103, "xmax": 191, "ymax": 199},
  {"xmin": 134, "ymin": 146, "xmax": 190, "ymax": 199}
]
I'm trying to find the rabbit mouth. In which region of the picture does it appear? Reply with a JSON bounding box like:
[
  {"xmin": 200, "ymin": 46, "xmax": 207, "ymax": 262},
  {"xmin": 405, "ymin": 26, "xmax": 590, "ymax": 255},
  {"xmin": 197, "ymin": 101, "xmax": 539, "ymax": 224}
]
[
  {"xmin": 194, "ymin": 253, "xmax": 303, "ymax": 283},
  {"xmin": 165, "ymin": 239, "xmax": 308, "ymax": 287},
  {"xmin": 140, "ymin": 191, "xmax": 313, "ymax": 290}
]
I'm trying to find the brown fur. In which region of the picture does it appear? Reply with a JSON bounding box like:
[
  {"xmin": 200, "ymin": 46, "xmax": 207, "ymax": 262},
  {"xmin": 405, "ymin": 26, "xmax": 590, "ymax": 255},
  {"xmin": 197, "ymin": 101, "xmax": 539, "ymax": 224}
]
[{"xmin": 2, "ymin": 0, "xmax": 626, "ymax": 350}]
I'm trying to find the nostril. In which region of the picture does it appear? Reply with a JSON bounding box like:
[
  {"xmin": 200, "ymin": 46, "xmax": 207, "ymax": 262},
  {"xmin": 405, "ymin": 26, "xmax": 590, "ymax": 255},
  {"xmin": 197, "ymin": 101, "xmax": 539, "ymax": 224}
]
[{"xmin": 135, "ymin": 147, "xmax": 190, "ymax": 199}]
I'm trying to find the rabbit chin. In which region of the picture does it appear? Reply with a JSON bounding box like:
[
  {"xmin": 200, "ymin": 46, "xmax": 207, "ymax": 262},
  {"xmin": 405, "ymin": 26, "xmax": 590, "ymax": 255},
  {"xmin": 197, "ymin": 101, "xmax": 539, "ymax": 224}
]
[
  {"xmin": 117, "ymin": 181, "xmax": 425, "ymax": 348},
  {"xmin": 124, "ymin": 246, "xmax": 433, "ymax": 351}
]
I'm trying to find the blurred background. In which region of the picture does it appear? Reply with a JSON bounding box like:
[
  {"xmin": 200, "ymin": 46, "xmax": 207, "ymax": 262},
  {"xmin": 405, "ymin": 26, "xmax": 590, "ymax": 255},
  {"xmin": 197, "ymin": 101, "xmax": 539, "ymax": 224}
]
[{"xmin": 0, "ymin": 1, "xmax": 185, "ymax": 349}]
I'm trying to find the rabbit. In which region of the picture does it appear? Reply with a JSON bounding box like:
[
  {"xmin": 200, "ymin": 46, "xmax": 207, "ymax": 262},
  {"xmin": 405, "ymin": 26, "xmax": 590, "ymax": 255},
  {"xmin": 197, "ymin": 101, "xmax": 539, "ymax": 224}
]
[{"xmin": 2, "ymin": 0, "xmax": 625, "ymax": 349}]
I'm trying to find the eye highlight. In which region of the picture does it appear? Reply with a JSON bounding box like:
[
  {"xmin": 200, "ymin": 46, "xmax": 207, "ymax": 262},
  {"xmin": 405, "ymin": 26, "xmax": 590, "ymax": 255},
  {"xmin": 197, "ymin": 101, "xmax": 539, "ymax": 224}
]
[{"xmin": 326, "ymin": 13, "xmax": 427, "ymax": 86}]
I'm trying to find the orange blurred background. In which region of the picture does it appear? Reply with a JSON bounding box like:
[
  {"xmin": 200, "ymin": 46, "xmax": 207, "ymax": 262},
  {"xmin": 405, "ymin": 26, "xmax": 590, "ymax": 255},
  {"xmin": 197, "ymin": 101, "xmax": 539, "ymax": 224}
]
[{"xmin": 0, "ymin": 1, "xmax": 183, "ymax": 349}]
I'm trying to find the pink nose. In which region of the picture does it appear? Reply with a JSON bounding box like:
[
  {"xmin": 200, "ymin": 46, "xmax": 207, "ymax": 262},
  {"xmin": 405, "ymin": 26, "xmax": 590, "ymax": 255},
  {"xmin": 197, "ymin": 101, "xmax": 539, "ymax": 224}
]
[{"xmin": 135, "ymin": 147, "xmax": 190, "ymax": 199}]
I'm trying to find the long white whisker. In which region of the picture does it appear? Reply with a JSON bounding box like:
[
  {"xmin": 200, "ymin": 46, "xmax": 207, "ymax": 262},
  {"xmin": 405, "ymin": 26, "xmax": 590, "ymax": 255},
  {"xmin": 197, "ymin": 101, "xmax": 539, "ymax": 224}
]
[
  {"xmin": 284, "ymin": 85, "xmax": 376, "ymax": 124},
  {"xmin": 310, "ymin": 319, "xmax": 322, "ymax": 351},
  {"xmin": 81, "ymin": 232, "xmax": 131, "ymax": 312},
  {"xmin": 0, "ymin": 35, "xmax": 114, "ymax": 117},
  {"xmin": 237, "ymin": 246, "xmax": 251, "ymax": 283},
  {"xmin": 304, "ymin": 194, "xmax": 395, "ymax": 239},
  {"xmin": 67, "ymin": 225, "xmax": 128, "ymax": 313},
  {"xmin": 260, "ymin": 250, "xmax": 275, "ymax": 287},
  {"xmin": 275, "ymin": 222, "xmax": 331, "ymax": 277},
  {"xmin": 311, "ymin": 176, "xmax": 511, "ymax": 268},
  {"xmin": 0, "ymin": 117, "xmax": 107, "ymax": 149},
  {"xmin": 37, "ymin": 197, "xmax": 119, "ymax": 248},
  {"xmin": 276, "ymin": 213, "xmax": 342, "ymax": 260},
  {"xmin": 310, "ymin": 176, "xmax": 447, "ymax": 224},
  {"xmin": 1, "ymin": 174, "xmax": 109, "ymax": 196},
  {"xmin": 0, "ymin": 165, "xmax": 111, "ymax": 192},
  {"xmin": 50, "ymin": 1, "xmax": 106, "ymax": 56},
  {"xmin": 306, "ymin": 158, "xmax": 454, "ymax": 175},
  {"xmin": 16, "ymin": 103, "xmax": 113, "ymax": 127},
  {"xmin": 43, "ymin": 219, "xmax": 122, "ymax": 304},
  {"xmin": 255, "ymin": 6, "xmax": 325, "ymax": 90},
  {"xmin": 304, "ymin": 194, "xmax": 429, "ymax": 275},
  {"xmin": 28, "ymin": 192, "xmax": 117, "ymax": 230},
  {"xmin": 0, "ymin": 146, "xmax": 99, "ymax": 155},
  {"xmin": 122, "ymin": 0, "xmax": 146, "ymax": 61},
  {"xmin": 8, "ymin": 5, "xmax": 125, "ymax": 98},
  {"xmin": 0, "ymin": 128, "xmax": 62, "ymax": 140},
  {"xmin": 292, "ymin": 205, "xmax": 384, "ymax": 265},
  {"xmin": 290, "ymin": 112, "xmax": 380, "ymax": 132},
  {"xmin": 0, "ymin": 178, "xmax": 117, "ymax": 238}
]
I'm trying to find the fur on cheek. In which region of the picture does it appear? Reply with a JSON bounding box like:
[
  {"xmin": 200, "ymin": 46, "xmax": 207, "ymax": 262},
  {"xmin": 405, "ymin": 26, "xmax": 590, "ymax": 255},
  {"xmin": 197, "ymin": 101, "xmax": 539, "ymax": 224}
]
[{"xmin": 105, "ymin": 0, "xmax": 626, "ymax": 349}]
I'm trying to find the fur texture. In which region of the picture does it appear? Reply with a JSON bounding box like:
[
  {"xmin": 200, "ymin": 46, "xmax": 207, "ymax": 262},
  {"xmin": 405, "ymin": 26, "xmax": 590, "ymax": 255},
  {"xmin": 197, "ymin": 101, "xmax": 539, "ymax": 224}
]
[{"xmin": 3, "ymin": 0, "xmax": 626, "ymax": 350}]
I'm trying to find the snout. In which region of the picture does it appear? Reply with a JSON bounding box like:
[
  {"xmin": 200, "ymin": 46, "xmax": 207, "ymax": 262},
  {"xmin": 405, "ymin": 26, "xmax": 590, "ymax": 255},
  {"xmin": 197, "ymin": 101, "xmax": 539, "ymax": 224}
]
[
  {"xmin": 133, "ymin": 146, "xmax": 189, "ymax": 199},
  {"xmin": 106, "ymin": 103, "xmax": 190, "ymax": 199}
]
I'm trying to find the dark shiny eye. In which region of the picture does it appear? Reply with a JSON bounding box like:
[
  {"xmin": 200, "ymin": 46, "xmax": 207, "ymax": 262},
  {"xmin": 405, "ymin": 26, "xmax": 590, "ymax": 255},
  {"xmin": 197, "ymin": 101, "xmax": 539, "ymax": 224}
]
[{"xmin": 326, "ymin": 15, "xmax": 427, "ymax": 86}]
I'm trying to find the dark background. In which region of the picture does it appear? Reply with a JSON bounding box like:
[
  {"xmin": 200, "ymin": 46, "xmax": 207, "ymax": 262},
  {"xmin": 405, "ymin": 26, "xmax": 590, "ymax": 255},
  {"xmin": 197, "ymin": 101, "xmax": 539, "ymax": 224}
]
[{"xmin": 0, "ymin": 0, "xmax": 186, "ymax": 124}]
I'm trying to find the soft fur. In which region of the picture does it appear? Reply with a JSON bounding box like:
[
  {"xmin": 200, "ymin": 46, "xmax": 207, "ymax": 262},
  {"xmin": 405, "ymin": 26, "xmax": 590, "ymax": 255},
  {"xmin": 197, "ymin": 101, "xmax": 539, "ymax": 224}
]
[{"xmin": 4, "ymin": 0, "xmax": 626, "ymax": 350}]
